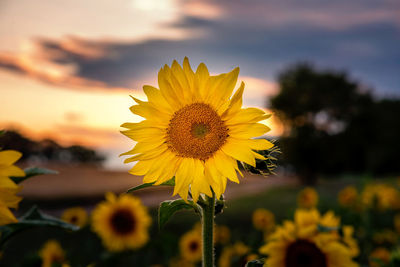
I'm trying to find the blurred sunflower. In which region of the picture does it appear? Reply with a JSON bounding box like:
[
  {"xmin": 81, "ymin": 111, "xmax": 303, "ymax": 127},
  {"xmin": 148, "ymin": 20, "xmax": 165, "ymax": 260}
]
[
  {"xmin": 215, "ymin": 225, "xmax": 231, "ymax": 245},
  {"xmin": 338, "ymin": 186, "xmax": 358, "ymax": 208},
  {"xmin": 91, "ymin": 192, "xmax": 151, "ymax": 251},
  {"xmin": 61, "ymin": 207, "xmax": 88, "ymax": 227},
  {"xmin": 169, "ymin": 257, "xmax": 196, "ymax": 267},
  {"xmin": 179, "ymin": 229, "xmax": 202, "ymax": 263},
  {"xmin": 369, "ymin": 247, "xmax": 391, "ymax": 267},
  {"xmin": 394, "ymin": 214, "xmax": 400, "ymax": 234},
  {"xmin": 0, "ymin": 150, "xmax": 25, "ymax": 225},
  {"xmin": 121, "ymin": 58, "xmax": 273, "ymax": 202},
  {"xmin": 259, "ymin": 208, "xmax": 358, "ymax": 267},
  {"xmin": 218, "ymin": 242, "xmax": 251, "ymax": 267},
  {"xmin": 39, "ymin": 240, "xmax": 69, "ymax": 267},
  {"xmin": 372, "ymin": 229, "xmax": 398, "ymax": 245},
  {"xmin": 297, "ymin": 187, "xmax": 318, "ymax": 209},
  {"xmin": 362, "ymin": 184, "xmax": 400, "ymax": 210},
  {"xmin": 252, "ymin": 208, "xmax": 275, "ymax": 233},
  {"xmin": 342, "ymin": 226, "xmax": 360, "ymax": 257}
]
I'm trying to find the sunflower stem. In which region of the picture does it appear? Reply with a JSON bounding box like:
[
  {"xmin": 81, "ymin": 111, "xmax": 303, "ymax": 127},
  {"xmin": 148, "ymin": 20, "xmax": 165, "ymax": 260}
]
[{"xmin": 201, "ymin": 192, "xmax": 215, "ymax": 267}]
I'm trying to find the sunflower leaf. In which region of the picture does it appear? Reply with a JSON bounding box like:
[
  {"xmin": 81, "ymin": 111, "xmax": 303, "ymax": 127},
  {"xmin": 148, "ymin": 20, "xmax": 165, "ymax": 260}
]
[
  {"xmin": 0, "ymin": 206, "xmax": 78, "ymax": 248},
  {"xmin": 246, "ymin": 259, "xmax": 265, "ymax": 266},
  {"xmin": 10, "ymin": 167, "xmax": 58, "ymax": 184},
  {"xmin": 158, "ymin": 199, "xmax": 196, "ymax": 229},
  {"xmin": 127, "ymin": 177, "xmax": 175, "ymax": 193}
]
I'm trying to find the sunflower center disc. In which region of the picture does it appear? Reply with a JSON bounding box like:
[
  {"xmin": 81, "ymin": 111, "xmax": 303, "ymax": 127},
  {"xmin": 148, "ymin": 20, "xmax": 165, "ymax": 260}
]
[
  {"xmin": 167, "ymin": 103, "xmax": 228, "ymax": 160},
  {"xmin": 110, "ymin": 208, "xmax": 136, "ymax": 235},
  {"xmin": 285, "ymin": 239, "xmax": 327, "ymax": 267},
  {"xmin": 189, "ymin": 240, "xmax": 199, "ymax": 252}
]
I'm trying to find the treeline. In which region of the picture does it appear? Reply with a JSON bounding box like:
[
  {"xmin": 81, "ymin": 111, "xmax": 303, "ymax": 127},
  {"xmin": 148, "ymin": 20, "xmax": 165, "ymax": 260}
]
[
  {"xmin": 270, "ymin": 63, "xmax": 400, "ymax": 184},
  {"xmin": 0, "ymin": 130, "xmax": 105, "ymax": 165}
]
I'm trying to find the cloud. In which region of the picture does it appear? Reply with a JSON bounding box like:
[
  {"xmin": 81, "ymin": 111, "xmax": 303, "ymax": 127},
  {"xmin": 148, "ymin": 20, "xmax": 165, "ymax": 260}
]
[
  {"xmin": 0, "ymin": 0, "xmax": 399, "ymax": 96},
  {"xmin": 191, "ymin": 0, "xmax": 400, "ymax": 30}
]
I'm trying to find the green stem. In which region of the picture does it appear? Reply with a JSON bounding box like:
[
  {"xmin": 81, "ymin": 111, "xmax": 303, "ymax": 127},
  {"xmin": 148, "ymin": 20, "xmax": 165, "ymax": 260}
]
[{"xmin": 201, "ymin": 192, "xmax": 216, "ymax": 267}]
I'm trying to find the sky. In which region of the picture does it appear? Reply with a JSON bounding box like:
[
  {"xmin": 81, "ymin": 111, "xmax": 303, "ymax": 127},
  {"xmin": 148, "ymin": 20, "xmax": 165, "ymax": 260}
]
[{"xmin": 0, "ymin": 0, "xmax": 399, "ymax": 169}]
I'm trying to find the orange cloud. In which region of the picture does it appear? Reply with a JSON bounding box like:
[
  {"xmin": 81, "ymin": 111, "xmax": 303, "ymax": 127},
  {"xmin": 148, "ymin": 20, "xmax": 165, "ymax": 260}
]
[{"xmin": 0, "ymin": 38, "xmax": 130, "ymax": 92}]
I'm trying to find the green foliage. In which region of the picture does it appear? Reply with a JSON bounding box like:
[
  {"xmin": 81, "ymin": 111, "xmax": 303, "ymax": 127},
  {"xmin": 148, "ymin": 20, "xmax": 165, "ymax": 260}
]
[
  {"xmin": 0, "ymin": 206, "xmax": 78, "ymax": 248},
  {"xmin": 270, "ymin": 63, "xmax": 400, "ymax": 183},
  {"xmin": 158, "ymin": 199, "xmax": 198, "ymax": 229},
  {"xmin": 10, "ymin": 167, "xmax": 58, "ymax": 184},
  {"xmin": 126, "ymin": 177, "xmax": 175, "ymax": 193}
]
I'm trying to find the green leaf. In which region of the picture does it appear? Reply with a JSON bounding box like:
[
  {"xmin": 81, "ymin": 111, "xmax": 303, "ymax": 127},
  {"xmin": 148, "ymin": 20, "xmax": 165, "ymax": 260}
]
[
  {"xmin": 158, "ymin": 199, "xmax": 196, "ymax": 229},
  {"xmin": 127, "ymin": 177, "xmax": 175, "ymax": 193},
  {"xmin": 246, "ymin": 259, "xmax": 265, "ymax": 267},
  {"xmin": 10, "ymin": 167, "xmax": 58, "ymax": 184},
  {"xmin": 0, "ymin": 130, "xmax": 4, "ymax": 136},
  {"xmin": 0, "ymin": 206, "xmax": 78, "ymax": 248}
]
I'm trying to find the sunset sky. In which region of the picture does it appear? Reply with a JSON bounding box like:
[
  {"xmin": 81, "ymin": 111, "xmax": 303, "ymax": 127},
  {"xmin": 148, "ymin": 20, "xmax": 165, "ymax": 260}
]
[{"xmin": 1, "ymin": 0, "xmax": 399, "ymax": 169}]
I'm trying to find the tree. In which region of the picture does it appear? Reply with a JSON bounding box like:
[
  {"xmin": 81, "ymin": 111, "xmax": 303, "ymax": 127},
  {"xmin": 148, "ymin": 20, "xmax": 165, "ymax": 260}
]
[{"xmin": 270, "ymin": 63, "xmax": 374, "ymax": 184}]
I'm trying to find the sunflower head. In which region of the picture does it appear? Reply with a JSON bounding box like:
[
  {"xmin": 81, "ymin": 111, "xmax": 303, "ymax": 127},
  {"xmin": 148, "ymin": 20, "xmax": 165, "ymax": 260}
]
[
  {"xmin": 259, "ymin": 209, "xmax": 359, "ymax": 267},
  {"xmin": 179, "ymin": 229, "xmax": 202, "ymax": 263},
  {"xmin": 369, "ymin": 247, "xmax": 391, "ymax": 267},
  {"xmin": 121, "ymin": 58, "xmax": 273, "ymax": 202},
  {"xmin": 218, "ymin": 242, "xmax": 250, "ymax": 267},
  {"xmin": 252, "ymin": 208, "xmax": 275, "ymax": 232},
  {"xmin": 39, "ymin": 240, "xmax": 67, "ymax": 267},
  {"xmin": 0, "ymin": 150, "xmax": 24, "ymax": 225},
  {"xmin": 91, "ymin": 192, "xmax": 151, "ymax": 252},
  {"xmin": 215, "ymin": 225, "xmax": 231, "ymax": 245},
  {"xmin": 338, "ymin": 186, "xmax": 358, "ymax": 207},
  {"xmin": 362, "ymin": 184, "xmax": 400, "ymax": 210},
  {"xmin": 61, "ymin": 207, "xmax": 88, "ymax": 227},
  {"xmin": 297, "ymin": 187, "xmax": 318, "ymax": 209}
]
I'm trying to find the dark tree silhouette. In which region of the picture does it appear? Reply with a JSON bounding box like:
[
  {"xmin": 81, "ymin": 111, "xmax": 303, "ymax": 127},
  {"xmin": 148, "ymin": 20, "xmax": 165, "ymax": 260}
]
[
  {"xmin": 0, "ymin": 130, "xmax": 105, "ymax": 164},
  {"xmin": 270, "ymin": 63, "xmax": 378, "ymax": 184}
]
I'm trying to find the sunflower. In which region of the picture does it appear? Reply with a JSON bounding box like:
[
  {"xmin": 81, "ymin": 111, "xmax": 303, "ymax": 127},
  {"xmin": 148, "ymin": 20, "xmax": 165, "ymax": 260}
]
[
  {"xmin": 369, "ymin": 247, "xmax": 391, "ymax": 267},
  {"xmin": 362, "ymin": 184, "xmax": 400, "ymax": 210},
  {"xmin": 395, "ymin": 214, "xmax": 400, "ymax": 234},
  {"xmin": 338, "ymin": 186, "xmax": 358, "ymax": 208},
  {"xmin": 179, "ymin": 229, "xmax": 202, "ymax": 263},
  {"xmin": 218, "ymin": 242, "xmax": 251, "ymax": 267},
  {"xmin": 121, "ymin": 58, "xmax": 273, "ymax": 202},
  {"xmin": 91, "ymin": 192, "xmax": 151, "ymax": 251},
  {"xmin": 252, "ymin": 208, "xmax": 275, "ymax": 232},
  {"xmin": 39, "ymin": 240, "xmax": 69, "ymax": 267},
  {"xmin": 259, "ymin": 209, "xmax": 358, "ymax": 267},
  {"xmin": 373, "ymin": 229, "xmax": 398, "ymax": 245},
  {"xmin": 342, "ymin": 226, "xmax": 360, "ymax": 257},
  {"xmin": 169, "ymin": 257, "xmax": 196, "ymax": 267},
  {"xmin": 297, "ymin": 187, "xmax": 318, "ymax": 209},
  {"xmin": 215, "ymin": 225, "xmax": 231, "ymax": 245},
  {"xmin": 61, "ymin": 207, "xmax": 88, "ymax": 227},
  {"xmin": 0, "ymin": 150, "xmax": 25, "ymax": 225}
]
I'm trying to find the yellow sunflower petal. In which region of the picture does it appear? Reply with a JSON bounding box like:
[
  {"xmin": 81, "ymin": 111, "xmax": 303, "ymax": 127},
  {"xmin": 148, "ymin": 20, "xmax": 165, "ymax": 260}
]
[
  {"xmin": 195, "ymin": 63, "xmax": 210, "ymax": 100},
  {"xmin": 0, "ymin": 150, "xmax": 22, "ymax": 165},
  {"xmin": 247, "ymin": 139, "xmax": 274, "ymax": 151},
  {"xmin": 0, "ymin": 165, "xmax": 25, "ymax": 177},
  {"xmin": 0, "ymin": 205, "xmax": 18, "ymax": 225},
  {"xmin": 221, "ymin": 138, "xmax": 256, "ymax": 167},
  {"xmin": 143, "ymin": 85, "xmax": 173, "ymax": 113},
  {"xmin": 229, "ymin": 122, "xmax": 270, "ymax": 139},
  {"xmin": 174, "ymin": 158, "xmax": 195, "ymax": 201}
]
